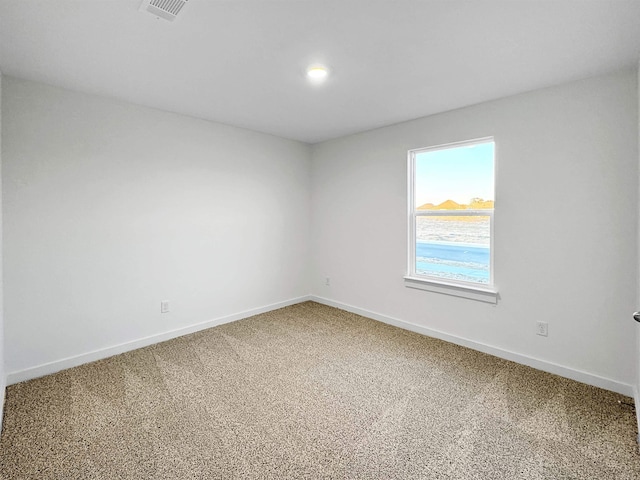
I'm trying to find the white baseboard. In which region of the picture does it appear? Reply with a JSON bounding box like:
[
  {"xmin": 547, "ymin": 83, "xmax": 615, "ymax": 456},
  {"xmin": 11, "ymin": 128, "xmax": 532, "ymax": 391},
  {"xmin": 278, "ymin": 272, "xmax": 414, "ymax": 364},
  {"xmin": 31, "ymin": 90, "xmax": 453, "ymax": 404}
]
[
  {"xmin": 7, "ymin": 295, "xmax": 312, "ymax": 386},
  {"xmin": 310, "ymin": 295, "xmax": 635, "ymax": 397},
  {"xmin": 6, "ymin": 294, "xmax": 635, "ymax": 400}
]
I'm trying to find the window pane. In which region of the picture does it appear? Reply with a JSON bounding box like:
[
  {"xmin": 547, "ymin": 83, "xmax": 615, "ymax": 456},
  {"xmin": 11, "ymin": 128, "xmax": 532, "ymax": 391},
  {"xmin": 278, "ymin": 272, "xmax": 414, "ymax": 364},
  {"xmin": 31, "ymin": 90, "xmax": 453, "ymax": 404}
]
[
  {"xmin": 415, "ymin": 216, "xmax": 490, "ymax": 284},
  {"xmin": 415, "ymin": 142, "xmax": 494, "ymax": 210},
  {"xmin": 411, "ymin": 139, "xmax": 494, "ymax": 286}
]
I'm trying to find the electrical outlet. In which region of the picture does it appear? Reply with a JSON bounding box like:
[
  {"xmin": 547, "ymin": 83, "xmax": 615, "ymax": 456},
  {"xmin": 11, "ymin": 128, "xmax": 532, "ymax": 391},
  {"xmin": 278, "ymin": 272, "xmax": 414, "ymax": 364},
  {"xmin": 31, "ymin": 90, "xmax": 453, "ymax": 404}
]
[
  {"xmin": 536, "ymin": 321, "xmax": 548, "ymax": 337},
  {"xmin": 325, "ymin": 277, "xmax": 331, "ymax": 286},
  {"xmin": 161, "ymin": 301, "xmax": 170, "ymax": 314}
]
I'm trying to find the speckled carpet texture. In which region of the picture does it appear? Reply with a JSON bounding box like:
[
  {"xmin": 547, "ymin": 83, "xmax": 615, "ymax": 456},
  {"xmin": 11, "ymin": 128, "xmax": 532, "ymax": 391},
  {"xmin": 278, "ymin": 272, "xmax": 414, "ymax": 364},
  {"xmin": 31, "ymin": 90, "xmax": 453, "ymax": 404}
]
[{"xmin": 0, "ymin": 301, "xmax": 639, "ymax": 479}]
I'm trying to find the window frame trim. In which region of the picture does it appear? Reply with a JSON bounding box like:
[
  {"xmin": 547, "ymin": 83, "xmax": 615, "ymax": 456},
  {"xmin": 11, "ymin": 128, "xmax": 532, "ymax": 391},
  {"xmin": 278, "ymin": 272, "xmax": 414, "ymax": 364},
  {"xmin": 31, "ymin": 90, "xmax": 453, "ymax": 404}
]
[{"xmin": 406, "ymin": 137, "xmax": 497, "ymax": 302}]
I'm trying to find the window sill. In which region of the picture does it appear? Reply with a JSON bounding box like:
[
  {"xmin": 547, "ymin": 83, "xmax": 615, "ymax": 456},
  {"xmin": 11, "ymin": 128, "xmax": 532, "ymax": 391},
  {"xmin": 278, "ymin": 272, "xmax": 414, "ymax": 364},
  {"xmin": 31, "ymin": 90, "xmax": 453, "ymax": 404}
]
[{"xmin": 404, "ymin": 276, "xmax": 498, "ymax": 304}]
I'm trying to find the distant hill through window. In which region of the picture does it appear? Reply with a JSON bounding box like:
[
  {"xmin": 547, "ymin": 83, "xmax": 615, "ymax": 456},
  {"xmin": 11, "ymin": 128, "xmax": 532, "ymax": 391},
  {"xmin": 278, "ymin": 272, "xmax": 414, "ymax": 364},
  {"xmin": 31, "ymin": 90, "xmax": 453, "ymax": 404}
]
[{"xmin": 417, "ymin": 199, "xmax": 494, "ymax": 210}]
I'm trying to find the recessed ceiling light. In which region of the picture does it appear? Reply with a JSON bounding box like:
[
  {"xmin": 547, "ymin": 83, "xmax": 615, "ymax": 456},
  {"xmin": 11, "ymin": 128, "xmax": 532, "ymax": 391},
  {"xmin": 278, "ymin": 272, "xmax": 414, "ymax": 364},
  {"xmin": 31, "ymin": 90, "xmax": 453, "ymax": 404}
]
[{"xmin": 306, "ymin": 66, "xmax": 329, "ymax": 81}]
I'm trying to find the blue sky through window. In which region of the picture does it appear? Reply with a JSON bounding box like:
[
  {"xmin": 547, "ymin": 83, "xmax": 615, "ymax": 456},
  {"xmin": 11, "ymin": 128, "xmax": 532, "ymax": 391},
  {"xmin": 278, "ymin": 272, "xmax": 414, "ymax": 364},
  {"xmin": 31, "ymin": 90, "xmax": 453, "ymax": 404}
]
[{"xmin": 415, "ymin": 141, "xmax": 494, "ymax": 207}]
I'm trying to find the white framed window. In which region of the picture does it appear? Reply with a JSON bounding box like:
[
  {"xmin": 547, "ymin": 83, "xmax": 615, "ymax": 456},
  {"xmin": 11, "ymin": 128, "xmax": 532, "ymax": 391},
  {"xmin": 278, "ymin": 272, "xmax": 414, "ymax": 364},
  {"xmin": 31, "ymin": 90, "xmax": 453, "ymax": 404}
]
[{"xmin": 405, "ymin": 137, "xmax": 498, "ymax": 303}]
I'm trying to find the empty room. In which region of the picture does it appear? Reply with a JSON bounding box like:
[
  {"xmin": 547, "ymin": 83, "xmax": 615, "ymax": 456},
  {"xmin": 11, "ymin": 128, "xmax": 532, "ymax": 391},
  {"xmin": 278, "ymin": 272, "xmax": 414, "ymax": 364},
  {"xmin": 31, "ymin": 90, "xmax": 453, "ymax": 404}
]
[{"xmin": 0, "ymin": 0, "xmax": 640, "ymax": 478}]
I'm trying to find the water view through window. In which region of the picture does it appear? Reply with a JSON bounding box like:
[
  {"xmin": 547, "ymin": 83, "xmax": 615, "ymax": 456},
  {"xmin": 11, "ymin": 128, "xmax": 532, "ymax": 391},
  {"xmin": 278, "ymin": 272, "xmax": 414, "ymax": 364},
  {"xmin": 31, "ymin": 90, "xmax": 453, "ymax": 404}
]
[{"xmin": 414, "ymin": 141, "xmax": 494, "ymax": 284}]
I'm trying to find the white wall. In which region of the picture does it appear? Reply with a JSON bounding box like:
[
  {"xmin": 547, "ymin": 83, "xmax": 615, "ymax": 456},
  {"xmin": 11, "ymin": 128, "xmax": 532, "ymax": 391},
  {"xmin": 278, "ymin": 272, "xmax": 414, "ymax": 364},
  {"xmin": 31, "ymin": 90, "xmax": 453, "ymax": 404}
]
[
  {"xmin": 2, "ymin": 70, "xmax": 638, "ymax": 398},
  {"xmin": 0, "ymin": 71, "xmax": 5, "ymax": 431},
  {"xmin": 636, "ymin": 59, "xmax": 640, "ymax": 434},
  {"xmin": 2, "ymin": 77, "xmax": 311, "ymax": 377},
  {"xmin": 311, "ymin": 69, "xmax": 639, "ymax": 394}
]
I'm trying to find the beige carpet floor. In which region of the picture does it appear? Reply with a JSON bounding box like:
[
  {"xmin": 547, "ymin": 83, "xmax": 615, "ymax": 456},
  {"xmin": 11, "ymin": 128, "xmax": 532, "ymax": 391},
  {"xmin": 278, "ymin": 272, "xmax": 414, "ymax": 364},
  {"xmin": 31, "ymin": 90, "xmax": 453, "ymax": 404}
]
[{"xmin": 0, "ymin": 301, "xmax": 639, "ymax": 479}]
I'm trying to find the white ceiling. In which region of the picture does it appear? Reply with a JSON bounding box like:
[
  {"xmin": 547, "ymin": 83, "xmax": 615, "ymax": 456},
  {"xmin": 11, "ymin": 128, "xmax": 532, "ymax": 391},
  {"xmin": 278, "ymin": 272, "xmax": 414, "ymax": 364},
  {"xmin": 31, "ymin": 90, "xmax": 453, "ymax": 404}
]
[{"xmin": 1, "ymin": 0, "xmax": 639, "ymax": 144}]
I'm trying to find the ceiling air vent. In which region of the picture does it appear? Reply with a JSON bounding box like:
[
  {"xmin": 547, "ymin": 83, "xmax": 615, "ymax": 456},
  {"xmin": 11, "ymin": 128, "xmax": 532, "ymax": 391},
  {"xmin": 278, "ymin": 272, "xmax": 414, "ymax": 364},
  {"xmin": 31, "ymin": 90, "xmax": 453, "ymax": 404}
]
[{"xmin": 140, "ymin": 0, "xmax": 188, "ymax": 22}]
